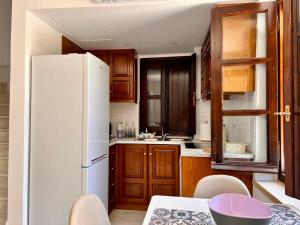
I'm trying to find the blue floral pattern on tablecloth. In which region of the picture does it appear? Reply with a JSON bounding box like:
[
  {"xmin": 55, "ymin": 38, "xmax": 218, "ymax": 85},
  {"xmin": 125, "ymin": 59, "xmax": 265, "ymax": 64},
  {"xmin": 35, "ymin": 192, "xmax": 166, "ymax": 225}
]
[
  {"xmin": 270, "ymin": 205, "xmax": 300, "ymax": 225},
  {"xmin": 148, "ymin": 205, "xmax": 300, "ymax": 225},
  {"xmin": 149, "ymin": 208, "xmax": 213, "ymax": 225}
]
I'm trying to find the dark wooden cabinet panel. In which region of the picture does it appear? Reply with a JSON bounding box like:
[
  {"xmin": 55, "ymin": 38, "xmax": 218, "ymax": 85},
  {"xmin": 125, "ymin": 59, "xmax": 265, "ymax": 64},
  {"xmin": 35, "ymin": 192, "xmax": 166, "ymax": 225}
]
[
  {"xmin": 115, "ymin": 144, "xmax": 180, "ymax": 210},
  {"xmin": 61, "ymin": 37, "xmax": 136, "ymax": 102},
  {"xmin": 111, "ymin": 81, "xmax": 131, "ymax": 100},
  {"xmin": 201, "ymin": 33, "xmax": 211, "ymax": 100},
  {"xmin": 110, "ymin": 52, "xmax": 131, "ymax": 77},
  {"xmin": 181, "ymin": 157, "xmax": 253, "ymax": 197},
  {"xmin": 88, "ymin": 49, "xmax": 136, "ymax": 102},
  {"xmin": 110, "ymin": 50, "xmax": 136, "ymax": 102},
  {"xmin": 61, "ymin": 36, "xmax": 85, "ymax": 54},
  {"xmin": 108, "ymin": 145, "xmax": 116, "ymax": 214},
  {"xmin": 116, "ymin": 144, "xmax": 148, "ymax": 206},
  {"xmin": 148, "ymin": 145, "xmax": 180, "ymax": 198},
  {"xmin": 89, "ymin": 50, "xmax": 109, "ymax": 65},
  {"xmin": 167, "ymin": 62, "xmax": 191, "ymax": 135}
]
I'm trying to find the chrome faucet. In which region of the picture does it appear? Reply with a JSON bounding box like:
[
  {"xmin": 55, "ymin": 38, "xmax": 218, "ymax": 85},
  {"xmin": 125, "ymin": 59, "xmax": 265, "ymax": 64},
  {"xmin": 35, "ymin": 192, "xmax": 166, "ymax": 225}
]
[{"xmin": 154, "ymin": 122, "xmax": 164, "ymax": 138}]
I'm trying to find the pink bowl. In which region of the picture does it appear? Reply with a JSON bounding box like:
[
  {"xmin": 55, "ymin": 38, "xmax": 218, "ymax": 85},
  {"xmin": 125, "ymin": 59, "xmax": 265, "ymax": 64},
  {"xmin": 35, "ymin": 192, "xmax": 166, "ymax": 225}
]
[{"xmin": 209, "ymin": 193, "xmax": 273, "ymax": 225}]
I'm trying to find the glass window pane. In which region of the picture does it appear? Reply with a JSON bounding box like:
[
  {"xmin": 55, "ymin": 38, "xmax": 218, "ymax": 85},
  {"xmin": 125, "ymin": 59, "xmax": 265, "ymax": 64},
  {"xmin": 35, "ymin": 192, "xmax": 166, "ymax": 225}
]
[
  {"xmin": 222, "ymin": 13, "xmax": 267, "ymax": 59},
  {"xmin": 223, "ymin": 64, "xmax": 267, "ymax": 110},
  {"xmin": 223, "ymin": 116, "xmax": 267, "ymax": 163},
  {"xmin": 147, "ymin": 69, "xmax": 161, "ymax": 96},
  {"xmin": 147, "ymin": 99, "xmax": 161, "ymax": 126}
]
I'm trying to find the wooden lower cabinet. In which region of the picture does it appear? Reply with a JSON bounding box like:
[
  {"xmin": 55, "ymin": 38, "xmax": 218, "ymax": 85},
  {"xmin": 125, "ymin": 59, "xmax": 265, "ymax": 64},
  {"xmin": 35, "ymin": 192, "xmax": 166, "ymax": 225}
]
[
  {"xmin": 181, "ymin": 157, "xmax": 253, "ymax": 197},
  {"xmin": 108, "ymin": 145, "xmax": 116, "ymax": 214},
  {"xmin": 115, "ymin": 144, "xmax": 180, "ymax": 210},
  {"xmin": 149, "ymin": 145, "xmax": 180, "ymax": 198},
  {"xmin": 116, "ymin": 144, "xmax": 148, "ymax": 209}
]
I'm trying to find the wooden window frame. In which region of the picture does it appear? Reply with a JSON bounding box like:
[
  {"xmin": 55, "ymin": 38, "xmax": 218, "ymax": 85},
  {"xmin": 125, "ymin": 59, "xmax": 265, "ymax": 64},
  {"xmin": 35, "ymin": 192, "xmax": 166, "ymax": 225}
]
[
  {"xmin": 140, "ymin": 56, "xmax": 196, "ymax": 136},
  {"xmin": 211, "ymin": 2, "xmax": 279, "ymax": 172},
  {"xmin": 282, "ymin": 0, "xmax": 300, "ymax": 199},
  {"xmin": 140, "ymin": 60, "xmax": 166, "ymax": 135}
]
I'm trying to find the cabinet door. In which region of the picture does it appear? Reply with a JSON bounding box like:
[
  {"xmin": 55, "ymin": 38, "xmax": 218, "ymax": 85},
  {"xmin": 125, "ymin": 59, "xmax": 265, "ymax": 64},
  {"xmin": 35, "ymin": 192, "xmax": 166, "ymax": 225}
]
[
  {"xmin": 148, "ymin": 145, "xmax": 179, "ymax": 198},
  {"xmin": 109, "ymin": 50, "xmax": 136, "ymax": 102},
  {"xmin": 201, "ymin": 33, "xmax": 211, "ymax": 100},
  {"xmin": 116, "ymin": 144, "xmax": 148, "ymax": 204},
  {"xmin": 89, "ymin": 50, "xmax": 109, "ymax": 65},
  {"xmin": 181, "ymin": 157, "xmax": 253, "ymax": 197},
  {"xmin": 108, "ymin": 145, "xmax": 116, "ymax": 214}
]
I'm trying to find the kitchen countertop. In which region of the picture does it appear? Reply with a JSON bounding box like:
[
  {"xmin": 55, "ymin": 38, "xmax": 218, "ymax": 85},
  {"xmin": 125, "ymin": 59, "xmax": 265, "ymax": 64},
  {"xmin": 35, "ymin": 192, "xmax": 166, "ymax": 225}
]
[
  {"xmin": 109, "ymin": 138, "xmax": 255, "ymax": 159},
  {"xmin": 109, "ymin": 138, "xmax": 211, "ymax": 158}
]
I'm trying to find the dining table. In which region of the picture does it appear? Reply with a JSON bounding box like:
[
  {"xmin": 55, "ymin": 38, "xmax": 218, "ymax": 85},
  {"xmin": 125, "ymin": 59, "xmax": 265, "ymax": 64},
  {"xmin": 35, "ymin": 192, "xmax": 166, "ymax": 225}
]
[{"xmin": 142, "ymin": 195, "xmax": 300, "ymax": 225}]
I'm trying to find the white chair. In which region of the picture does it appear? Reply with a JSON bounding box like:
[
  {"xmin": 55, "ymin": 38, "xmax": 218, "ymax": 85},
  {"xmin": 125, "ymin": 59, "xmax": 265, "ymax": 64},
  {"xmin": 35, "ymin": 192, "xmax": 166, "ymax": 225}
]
[
  {"xmin": 69, "ymin": 194, "xmax": 111, "ymax": 225},
  {"xmin": 193, "ymin": 175, "xmax": 251, "ymax": 199}
]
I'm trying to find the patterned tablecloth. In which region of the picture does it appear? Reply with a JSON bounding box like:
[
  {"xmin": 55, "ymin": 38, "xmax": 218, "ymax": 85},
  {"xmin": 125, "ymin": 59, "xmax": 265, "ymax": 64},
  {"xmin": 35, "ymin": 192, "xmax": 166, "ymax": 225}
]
[{"xmin": 149, "ymin": 205, "xmax": 300, "ymax": 225}]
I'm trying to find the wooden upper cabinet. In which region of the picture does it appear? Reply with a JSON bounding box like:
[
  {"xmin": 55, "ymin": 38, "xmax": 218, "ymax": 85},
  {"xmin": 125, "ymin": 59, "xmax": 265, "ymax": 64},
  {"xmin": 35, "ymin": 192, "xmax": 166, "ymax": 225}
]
[
  {"xmin": 116, "ymin": 144, "xmax": 148, "ymax": 205},
  {"xmin": 61, "ymin": 36, "xmax": 85, "ymax": 54},
  {"xmin": 109, "ymin": 50, "xmax": 136, "ymax": 102},
  {"xmin": 148, "ymin": 145, "xmax": 180, "ymax": 198},
  {"xmin": 89, "ymin": 50, "xmax": 109, "ymax": 65},
  {"xmin": 89, "ymin": 49, "xmax": 136, "ymax": 103},
  {"xmin": 201, "ymin": 33, "xmax": 211, "ymax": 100},
  {"xmin": 61, "ymin": 37, "xmax": 137, "ymax": 102}
]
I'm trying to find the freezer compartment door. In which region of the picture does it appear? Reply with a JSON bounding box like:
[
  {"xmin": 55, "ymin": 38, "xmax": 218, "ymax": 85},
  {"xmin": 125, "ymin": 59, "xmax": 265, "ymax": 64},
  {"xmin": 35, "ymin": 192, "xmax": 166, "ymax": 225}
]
[
  {"xmin": 82, "ymin": 53, "xmax": 110, "ymax": 167},
  {"xmin": 82, "ymin": 155, "xmax": 109, "ymax": 210}
]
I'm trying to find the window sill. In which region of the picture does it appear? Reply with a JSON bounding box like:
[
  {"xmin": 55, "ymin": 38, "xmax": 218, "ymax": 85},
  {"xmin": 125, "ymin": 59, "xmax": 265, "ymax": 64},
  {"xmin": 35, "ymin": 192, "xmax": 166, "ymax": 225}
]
[{"xmin": 253, "ymin": 180, "xmax": 300, "ymax": 209}]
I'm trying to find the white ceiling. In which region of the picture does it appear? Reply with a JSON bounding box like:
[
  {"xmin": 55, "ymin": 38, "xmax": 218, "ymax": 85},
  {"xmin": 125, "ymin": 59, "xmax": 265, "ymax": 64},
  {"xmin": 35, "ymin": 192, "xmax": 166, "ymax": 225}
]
[{"xmin": 31, "ymin": 0, "xmax": 256, "ymax": 54}]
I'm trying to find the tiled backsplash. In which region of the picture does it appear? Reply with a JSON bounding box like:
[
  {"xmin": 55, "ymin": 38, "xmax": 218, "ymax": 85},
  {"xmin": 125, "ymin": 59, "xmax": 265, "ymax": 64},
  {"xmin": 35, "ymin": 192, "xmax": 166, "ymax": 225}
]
[{"xmin": 110, "ymin": 103, "xmax": 139, "ymax": 136}]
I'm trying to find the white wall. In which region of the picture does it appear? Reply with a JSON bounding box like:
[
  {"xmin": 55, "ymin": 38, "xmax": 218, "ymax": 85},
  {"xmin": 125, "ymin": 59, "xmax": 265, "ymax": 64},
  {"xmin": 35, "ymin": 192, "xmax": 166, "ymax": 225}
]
[{"xmin": 9, "ymin": 6, "xmax": 62, "ymax": 225}]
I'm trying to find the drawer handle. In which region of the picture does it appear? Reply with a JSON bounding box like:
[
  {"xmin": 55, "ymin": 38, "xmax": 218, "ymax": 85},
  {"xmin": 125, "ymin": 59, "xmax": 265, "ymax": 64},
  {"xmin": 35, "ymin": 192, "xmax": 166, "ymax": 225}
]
[
  {"xmin": 111, "ymin": 183, "xmax": 115, "ymax": 186},
  {"xmin": 110, "ymin": 167, "xmax": 115, "ymax": 170}
]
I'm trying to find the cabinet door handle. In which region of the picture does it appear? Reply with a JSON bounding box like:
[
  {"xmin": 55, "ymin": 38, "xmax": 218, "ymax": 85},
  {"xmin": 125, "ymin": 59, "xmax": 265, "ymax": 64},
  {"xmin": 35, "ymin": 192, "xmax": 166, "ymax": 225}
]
[
  {"xmin": 144, "ymin": 152, "xmax": 147, "ymax": 156},
  {"xmin": 149, "ymin": 153, "xmax": 152, "ymax": 156}
]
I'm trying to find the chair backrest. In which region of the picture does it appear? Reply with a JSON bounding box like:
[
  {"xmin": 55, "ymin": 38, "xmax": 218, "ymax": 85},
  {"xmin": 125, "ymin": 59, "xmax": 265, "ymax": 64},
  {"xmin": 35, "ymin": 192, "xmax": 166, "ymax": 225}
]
[
  {"xmin": 193, "ymin": 175, "xmax": 251, "ymax": 199},
  {"xmin": 69, "ymin": 194, "xmax": 111, "ymax": 225}
]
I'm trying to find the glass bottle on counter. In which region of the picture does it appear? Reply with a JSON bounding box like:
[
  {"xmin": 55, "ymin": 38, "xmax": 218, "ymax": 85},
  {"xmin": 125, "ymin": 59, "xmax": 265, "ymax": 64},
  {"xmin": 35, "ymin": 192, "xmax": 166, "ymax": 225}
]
[
  {"xmin": 124, "ymin": 121, "xmax": 130, "ymax": 138},
  {"xmin": 130, "ymin": 121, "xmax": 136, "ymax": 138},
  {"xmin": 117, "ymin": 122, "xmax": 124, "ymax": 139}
]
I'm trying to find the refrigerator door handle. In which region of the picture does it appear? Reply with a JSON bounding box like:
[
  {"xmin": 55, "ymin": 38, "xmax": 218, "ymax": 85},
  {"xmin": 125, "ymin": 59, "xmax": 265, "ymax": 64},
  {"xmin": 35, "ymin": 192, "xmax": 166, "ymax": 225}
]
[{"xmin": 91, "ymin": 155, "xmax": 108, "ymax": 165}]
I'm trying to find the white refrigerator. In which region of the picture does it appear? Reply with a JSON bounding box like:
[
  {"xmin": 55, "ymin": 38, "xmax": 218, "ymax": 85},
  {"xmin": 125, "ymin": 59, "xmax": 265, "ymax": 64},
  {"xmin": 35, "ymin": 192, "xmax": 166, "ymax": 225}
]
[{"xmin": 30, "ymin": 53, "xmax": 110, "ymax": 225}]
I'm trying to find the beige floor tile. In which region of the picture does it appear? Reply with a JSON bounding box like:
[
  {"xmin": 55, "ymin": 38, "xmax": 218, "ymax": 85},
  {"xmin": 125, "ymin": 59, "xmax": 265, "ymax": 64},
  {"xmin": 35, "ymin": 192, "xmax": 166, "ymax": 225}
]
[{"xmin": 110, "ymin": 210, "xmax": 146, "ymax": 225}]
